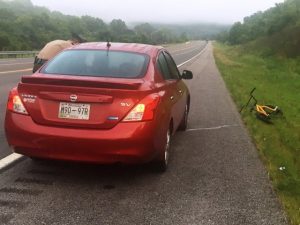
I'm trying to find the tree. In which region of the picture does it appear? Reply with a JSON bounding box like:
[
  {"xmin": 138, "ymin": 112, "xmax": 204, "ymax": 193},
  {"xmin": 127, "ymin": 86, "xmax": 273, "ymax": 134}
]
[
  {"xmin": 109, "ymin": 19, "xmax": 128, "ymax": 37},
  {"xmin": 228, "ymin": 22, "xmax": 244, "ymax": 44},
  {"xmin": 0, "ymin": 33, "xmax": 10, "ymax": 50},
  {"xmin": 134, "ymin": 23, "xmax": 155, "ymax": 36}
]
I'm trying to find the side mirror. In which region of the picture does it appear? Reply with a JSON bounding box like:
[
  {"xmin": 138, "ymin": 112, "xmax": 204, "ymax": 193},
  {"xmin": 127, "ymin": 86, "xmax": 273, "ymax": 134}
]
[{"xmin": 181, "ymin": 70, "xmax": 193, "ymax": 80}]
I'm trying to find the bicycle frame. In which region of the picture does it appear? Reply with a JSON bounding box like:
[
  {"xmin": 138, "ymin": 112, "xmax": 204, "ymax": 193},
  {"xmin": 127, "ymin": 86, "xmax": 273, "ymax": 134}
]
[
  {"xmin": 240, "ymin": 88, "xmax": 279, "ymax": 120},
  {"xmin": 256, "ymin": 105, "xmax": 278, "ymax": 117}
]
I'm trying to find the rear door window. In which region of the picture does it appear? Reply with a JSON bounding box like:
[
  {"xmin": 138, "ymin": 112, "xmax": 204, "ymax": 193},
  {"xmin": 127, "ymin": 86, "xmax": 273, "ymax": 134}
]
[
  {"xmin": 42, "ymin": 50, "xmax": 150, "ymax": 78},
  {"xmin": 157, "ymin": 52, "xmax": 172, "ymax": 80},
  {"xmin": 163, "ymin": 52, "xmax": 181, "ymax": 80}
]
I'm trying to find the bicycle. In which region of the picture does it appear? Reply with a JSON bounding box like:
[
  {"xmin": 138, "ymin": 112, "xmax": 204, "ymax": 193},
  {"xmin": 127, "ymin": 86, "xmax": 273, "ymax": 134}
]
[{"xmin": 240, "ymin": 88, "xmax": 282, "ymax": 122}]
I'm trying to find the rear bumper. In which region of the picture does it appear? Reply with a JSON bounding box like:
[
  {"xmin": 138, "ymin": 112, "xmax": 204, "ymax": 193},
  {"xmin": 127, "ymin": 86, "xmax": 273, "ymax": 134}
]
[{"xmin": 5, "ymin": 112, "xmax": 165, "ymax": 164}]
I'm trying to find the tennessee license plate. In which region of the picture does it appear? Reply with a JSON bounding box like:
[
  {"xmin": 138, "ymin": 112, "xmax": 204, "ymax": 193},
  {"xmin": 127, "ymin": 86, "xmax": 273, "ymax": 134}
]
[{"xmin": 58, "ymin": 102, "xmax": 90, "ymax": 120}]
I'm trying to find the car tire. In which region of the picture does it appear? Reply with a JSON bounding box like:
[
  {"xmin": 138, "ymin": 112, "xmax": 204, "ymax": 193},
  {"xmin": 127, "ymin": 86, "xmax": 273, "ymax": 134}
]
[
  {"xmin": 154, "ymin": 127, "xmax": 171, "ymax": 172},
  {"xmin": 178, "ymin": 103, "xmax": 189, "ymax": 131}
]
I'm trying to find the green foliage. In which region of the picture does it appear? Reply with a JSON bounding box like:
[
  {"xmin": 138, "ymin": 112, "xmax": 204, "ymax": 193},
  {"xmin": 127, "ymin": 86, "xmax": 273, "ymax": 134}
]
[
  {"xmin": 134, "ymin": 23, "xmax": 156, "ymax": 44},
  {"xmin": 228, "ymin": 22, "xmax": 245, "ymax": 44},
  {"xmin": 219, "ymin": 0, "xmax": 300, "ymax": 57},
  {"xmin": 0, "ymin": 32, "xmax": 10, "ymax": 50},
  {"xmin": 214, "ymin": 42, "xmax": 300, "ymax": 225},
  {"xmin": 151, "ymin": 23, "xmax": 230, "ymax": 40},
  {"xmin": 0, "ymin": 0, "xmax": 191, "ymax": 50}
]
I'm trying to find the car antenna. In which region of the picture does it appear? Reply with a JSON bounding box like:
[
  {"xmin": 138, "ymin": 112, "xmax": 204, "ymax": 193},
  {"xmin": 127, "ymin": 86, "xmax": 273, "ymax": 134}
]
[
  {"xmin": 106, "ymin": 40, "xmax": 111, "ymax": 48},
  {"xmin": 106, "ymin": 40, "xmax": 111, "ymax": 56}
]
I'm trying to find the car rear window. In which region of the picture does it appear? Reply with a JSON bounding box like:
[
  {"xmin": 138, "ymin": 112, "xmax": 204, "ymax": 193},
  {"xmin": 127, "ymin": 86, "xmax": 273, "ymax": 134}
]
[{"xmin": 42, "ymin": 50, "xmax": 149, "ymax": 78}]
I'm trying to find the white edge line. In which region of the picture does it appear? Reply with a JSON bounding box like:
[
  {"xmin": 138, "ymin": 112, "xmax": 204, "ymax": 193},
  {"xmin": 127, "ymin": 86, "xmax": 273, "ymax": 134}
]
[
  {"xmin": 0, "ymin": 153, "xmax": 24, "ymax": 172},
  {"xmin": 0, "ymin": 68, "xmax": 32, "ymax": 74},
  {"xmin": 177, "ymin": 44, "xmax": 208, "ymax": 68},
  {"xmin": 187, "ymin": 124, "xmax": 239, "ymax": 132}
]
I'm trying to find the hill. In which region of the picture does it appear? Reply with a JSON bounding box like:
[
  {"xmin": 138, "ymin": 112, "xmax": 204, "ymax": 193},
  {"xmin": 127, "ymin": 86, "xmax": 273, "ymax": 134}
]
[
  {"xmin": 218, "ymin": 0, "xmax": 300, "ymax": 57},
  {"xmin": 149, "ymin": 23, "xmax": 230, "ymax": 40},
  {"xmin": 0, "ymin": 0, "xmax": 229, "ymax": 51}
]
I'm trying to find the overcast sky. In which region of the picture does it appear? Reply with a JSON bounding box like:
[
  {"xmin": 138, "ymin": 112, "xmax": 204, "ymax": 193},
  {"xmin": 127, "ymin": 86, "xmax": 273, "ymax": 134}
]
[{"xmin": 30, "ymin": 0, "xmax": 285, "ymax": 24}]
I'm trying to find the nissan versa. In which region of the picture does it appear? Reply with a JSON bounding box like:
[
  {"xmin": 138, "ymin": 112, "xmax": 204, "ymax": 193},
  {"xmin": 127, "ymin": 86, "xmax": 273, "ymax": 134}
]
[{"xmin": 5, "ymin": 42, "xmax": 193, "ymax": 171}]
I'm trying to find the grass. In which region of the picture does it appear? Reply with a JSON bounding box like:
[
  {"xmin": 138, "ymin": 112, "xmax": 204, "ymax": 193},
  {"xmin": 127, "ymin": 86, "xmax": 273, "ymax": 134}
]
[{"xmin": 213, "ymin": 42, "xmax": 300, "ymax": 225}]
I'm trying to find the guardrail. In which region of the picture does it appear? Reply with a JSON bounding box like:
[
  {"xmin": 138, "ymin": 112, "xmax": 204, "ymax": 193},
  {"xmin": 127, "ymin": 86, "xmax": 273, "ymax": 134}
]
[{"xmin": 0, "ymin": 51, "xmax": 39, "ymax": 58}]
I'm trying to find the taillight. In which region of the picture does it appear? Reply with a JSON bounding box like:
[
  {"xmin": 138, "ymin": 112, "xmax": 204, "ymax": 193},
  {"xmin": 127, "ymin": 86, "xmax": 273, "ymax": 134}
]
[
  {"xmin": 123, "ymin": 94, "xmax": 160, "ymax": 122},
  {"xmin": 7, "ymin": 88, "xmax": 28, "ymax": 115}
]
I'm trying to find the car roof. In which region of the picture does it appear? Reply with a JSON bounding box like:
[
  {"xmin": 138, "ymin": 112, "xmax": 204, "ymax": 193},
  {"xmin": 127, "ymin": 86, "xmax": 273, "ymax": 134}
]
[{"xmin": 71, "ymin": 42, "xmax": 164, "ymax": 56}]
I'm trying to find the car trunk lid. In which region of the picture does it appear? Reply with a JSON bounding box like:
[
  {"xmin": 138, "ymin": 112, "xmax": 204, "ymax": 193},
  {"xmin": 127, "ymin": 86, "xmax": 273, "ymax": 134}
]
[{"xmin": 18, "ymin": 75, "xmax": 147, "ymax": 129}]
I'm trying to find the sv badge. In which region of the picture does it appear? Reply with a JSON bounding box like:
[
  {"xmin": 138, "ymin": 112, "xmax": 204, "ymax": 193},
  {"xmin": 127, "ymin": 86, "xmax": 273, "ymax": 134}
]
[{"xmin": 120, "ymin": 102, "xmax": 131, "ymax": 107}]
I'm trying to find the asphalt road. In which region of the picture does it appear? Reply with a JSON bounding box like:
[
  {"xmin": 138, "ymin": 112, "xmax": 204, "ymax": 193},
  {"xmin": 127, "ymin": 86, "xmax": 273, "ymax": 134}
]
[{"xmin": 0, "ymin": 42, "xmax": 288, "ymax": 225}]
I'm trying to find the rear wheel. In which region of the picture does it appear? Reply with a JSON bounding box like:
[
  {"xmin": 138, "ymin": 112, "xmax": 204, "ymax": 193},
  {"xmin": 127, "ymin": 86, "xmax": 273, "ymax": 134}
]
[{"xmin": 154, "ymin": 128, "xmax": 171, "ymax": 172}]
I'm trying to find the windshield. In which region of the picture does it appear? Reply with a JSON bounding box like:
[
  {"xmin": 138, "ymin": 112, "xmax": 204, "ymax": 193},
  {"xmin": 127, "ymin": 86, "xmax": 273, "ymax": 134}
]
[{"xmin": 42, "ymin": 50, "xmax": 149, "ymax": 78}]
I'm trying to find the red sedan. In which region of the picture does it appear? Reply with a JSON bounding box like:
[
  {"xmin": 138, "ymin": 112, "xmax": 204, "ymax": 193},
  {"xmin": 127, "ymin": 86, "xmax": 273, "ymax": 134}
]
[{"xmin": 5, "ymin": 42, "xmax": 193, "ymax": 171}]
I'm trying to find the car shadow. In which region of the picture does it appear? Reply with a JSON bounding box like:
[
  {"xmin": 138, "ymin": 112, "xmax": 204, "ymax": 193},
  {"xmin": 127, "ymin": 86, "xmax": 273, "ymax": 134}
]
[{"xmin": 25, "ymin": 158, "xmax": 164, "ymax": 185}]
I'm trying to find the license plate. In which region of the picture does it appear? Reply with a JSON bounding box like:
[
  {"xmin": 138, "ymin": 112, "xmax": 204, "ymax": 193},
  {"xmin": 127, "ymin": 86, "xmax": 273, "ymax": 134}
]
[{"xmin": 58, "ymin": 102, "xmax": 90, "ymax": 120}]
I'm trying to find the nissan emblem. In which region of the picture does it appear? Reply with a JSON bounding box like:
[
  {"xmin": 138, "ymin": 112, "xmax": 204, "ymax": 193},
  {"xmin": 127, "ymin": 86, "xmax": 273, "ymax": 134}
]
[{"xmin": 70, "ymin": 94, "xmax": 78, "ymax": 102}]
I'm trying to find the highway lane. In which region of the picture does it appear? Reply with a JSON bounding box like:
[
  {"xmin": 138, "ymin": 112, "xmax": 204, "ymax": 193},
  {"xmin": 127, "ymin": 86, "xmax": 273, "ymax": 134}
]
[
  {"xmin": 0, "ymin": 42, "xmax": 288, "ymax": 225},
  {"xmin": 0, "ymin": 41, "xmax": 206, "ymax": 159},
  {"xmin": 0, "ymin": 58, "xmax": 33, "ymax": 65},
  {"xmin": 0, "ymin": 58, "xmax": 33, "ymax": 73}
]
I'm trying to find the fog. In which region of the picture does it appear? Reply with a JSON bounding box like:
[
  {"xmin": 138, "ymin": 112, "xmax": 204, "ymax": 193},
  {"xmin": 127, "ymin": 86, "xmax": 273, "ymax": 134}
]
[{"xmin": 31, "ymin": 0, "xmax": 284, "ymax": 24}]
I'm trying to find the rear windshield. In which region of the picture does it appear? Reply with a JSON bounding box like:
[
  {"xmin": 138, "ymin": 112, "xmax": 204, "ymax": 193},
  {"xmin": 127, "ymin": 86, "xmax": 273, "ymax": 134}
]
[{"xmin": 42, "ymin": 50, "xmax": 149, "ymax": 78}]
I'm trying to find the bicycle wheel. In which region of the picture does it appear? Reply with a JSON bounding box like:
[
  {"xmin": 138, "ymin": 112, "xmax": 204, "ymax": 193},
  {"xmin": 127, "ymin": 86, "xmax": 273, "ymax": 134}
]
[{"xmin": 256, "ymin": 112, "xmax": 272, "ymax": 123}]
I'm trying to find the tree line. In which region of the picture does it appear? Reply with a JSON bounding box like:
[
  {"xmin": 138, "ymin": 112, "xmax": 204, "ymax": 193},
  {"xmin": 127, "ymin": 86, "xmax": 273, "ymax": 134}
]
[
  {"xmin": 0, "ymin": 0, "xmax": 230, "ymax": 51},
  {"xmin": 217, "ymin": 0, "xmax": 300, "ymax": 57},
  {"xmin": 0, "ymin": 0, "xmax": 189, "ymax": 50}
]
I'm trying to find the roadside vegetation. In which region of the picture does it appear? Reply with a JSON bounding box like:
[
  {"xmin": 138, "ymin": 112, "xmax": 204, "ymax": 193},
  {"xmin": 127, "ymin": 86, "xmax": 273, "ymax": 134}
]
[
  {"xmin": 0, "ymin": 0, "xmax": 228, "ymax": 51},
  {"xmin": 214, "ymin": 0, "xmax": 300, "ymax": 224},
  {"xmin": 217, "ymin": 0, "xmax": 300, "ymax": 58}
]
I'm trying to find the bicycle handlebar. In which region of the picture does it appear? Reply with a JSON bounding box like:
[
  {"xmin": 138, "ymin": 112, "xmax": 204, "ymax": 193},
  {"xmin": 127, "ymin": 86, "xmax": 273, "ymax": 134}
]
[
  {"xmin": 250, "ymin": 87, "xmax": 256, "ymax": 95},
  {"xmin": 240, "ymin": 87, "xmax": 257, "ymax": 113}
]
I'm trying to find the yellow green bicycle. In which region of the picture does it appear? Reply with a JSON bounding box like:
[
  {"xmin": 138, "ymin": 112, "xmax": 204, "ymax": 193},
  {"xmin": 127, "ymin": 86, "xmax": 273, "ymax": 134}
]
[{"xmin": 240, "ymin": 88, "xmax": 282, "ymax": 122}]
